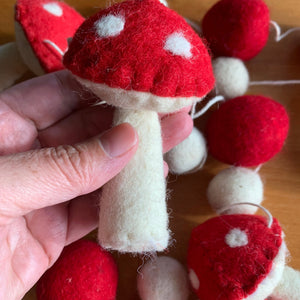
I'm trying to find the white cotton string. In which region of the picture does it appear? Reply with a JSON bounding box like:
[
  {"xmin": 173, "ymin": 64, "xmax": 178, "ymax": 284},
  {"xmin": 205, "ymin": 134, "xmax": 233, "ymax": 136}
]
[
  {"xmin": 270, "ymin": 20, "xmax": 300, "ymax": 42},
  {"xmin": 184, "ymin": 18, "xmax": 202, "ymax": 35},
  {"xmin": 250, "ymin": 80, "xmax": 300, "ymax": 86},
  {"xmin": 43, "ymin": 40, "xmax": 65, "ymax": 56},
  {"xmin": 219, "ymin": 202, "xmax": 273, "ymax": 228},
  {"xmin": 254, "ymin": 165, "xmax": 262, "ymax": 173},
  {"xmin": 191, "ymin": 95, "xmax": 225, "ymax": 120}
]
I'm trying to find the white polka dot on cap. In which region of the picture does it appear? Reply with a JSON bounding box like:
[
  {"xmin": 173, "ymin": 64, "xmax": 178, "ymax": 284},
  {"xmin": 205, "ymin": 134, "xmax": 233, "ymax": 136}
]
[
  {"xmin": 43, "ymin": 2, "xmax": 63, "ymax": 17},
  {"xmin": 164, "ymin": 32, "xmax": 192, "ymax": 58},
  {"xmin": 95, "ymin": 15, "xmax": 125, "ymax": 38},
  {"xmin": 225, "ymin": 228, "xmax": 248, "ymax": 248}
]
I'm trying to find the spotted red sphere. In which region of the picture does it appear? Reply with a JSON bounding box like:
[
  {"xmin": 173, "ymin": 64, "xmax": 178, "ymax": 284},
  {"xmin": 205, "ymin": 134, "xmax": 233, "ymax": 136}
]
[
  {"xmin": 206, "ymin": 95, "xmax": 289, "ymax": 166},
  {"xmin": 202, "ymin": 0, "xmax": 270, "ymax": 60},
  {"xmin": 36, "ymin": 240, "xmax": 118, "ymax": 300}
]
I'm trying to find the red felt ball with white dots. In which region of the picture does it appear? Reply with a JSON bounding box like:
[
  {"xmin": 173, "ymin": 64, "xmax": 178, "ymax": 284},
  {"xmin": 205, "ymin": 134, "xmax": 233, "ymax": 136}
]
[
  {"xmin": 36, "ymin": 240, "xmax": 118, "ymax": 300},
  {"xmin": 202, "ymin": 0, "xmax": 270, "ymax": 60},
  {"xmin": 187, "ymin": 214, "xmax": 285, "ymax": 300},
  {"xmin": 206, "ymin": 95, "xmax": 289, "ymax": 167}
]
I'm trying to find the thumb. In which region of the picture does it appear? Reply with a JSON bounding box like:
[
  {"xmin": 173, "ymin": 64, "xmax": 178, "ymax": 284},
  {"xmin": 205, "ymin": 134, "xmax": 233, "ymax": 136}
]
[{"xmin": 0, "ymin": 123, "xmax": 138, "ymax": 221}]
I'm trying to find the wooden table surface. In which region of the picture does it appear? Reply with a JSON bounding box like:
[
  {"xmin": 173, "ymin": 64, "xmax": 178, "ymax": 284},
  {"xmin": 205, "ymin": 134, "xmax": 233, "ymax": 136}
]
[{"xmin": 0, "ymin": 0, "xmax": 299, "ymax": 299}]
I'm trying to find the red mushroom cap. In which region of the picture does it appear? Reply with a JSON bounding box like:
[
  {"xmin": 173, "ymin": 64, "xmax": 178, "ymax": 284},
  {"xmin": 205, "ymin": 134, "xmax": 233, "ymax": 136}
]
[
  {"xmin": 187, "ymin": 215, "xmax": 285, "ymax": 300},
  {"xmin": 202, "ymin": 0, "xmax": 270, "ymax": 60},
  {"xmin": 63, "ymin": 0, "xmax": 214, "ymax": 99},
  {"xmin": 15, "ymin": 0, "xmax": 84, "ymax": 73}
]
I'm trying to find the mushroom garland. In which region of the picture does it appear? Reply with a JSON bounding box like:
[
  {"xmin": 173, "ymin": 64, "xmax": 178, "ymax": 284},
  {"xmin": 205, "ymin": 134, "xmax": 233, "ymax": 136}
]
[
  {"xmin": 0, "ymin": 0, "xmax": 84, "ymax": 91},
  {"xmin": 63, "ymin": 0, "xmax": 215, "ymax": 253}
]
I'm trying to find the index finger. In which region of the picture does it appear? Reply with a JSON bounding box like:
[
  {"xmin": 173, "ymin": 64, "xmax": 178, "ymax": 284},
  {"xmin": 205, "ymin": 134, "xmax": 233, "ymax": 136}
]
[{"xmin": 0, "ymin": 70, "xmax": 98, "ymax": 130}]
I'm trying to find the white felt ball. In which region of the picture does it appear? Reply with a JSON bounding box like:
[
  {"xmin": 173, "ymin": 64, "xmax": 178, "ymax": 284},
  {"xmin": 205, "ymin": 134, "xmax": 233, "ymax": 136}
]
[
  {"xmin": 213, "ymin": 57, "xmax": 249, "ymax": 99},
  {"xmin": 207, "ymin": 167, "xmax": 263, "ymax": 214},
  {"xmin": 165, "ymin": 127, "xmax": 207, "ymax": 175},
  {"xmin": 137, "ymin": 256, "xmax": 189, "ymax": 300}
]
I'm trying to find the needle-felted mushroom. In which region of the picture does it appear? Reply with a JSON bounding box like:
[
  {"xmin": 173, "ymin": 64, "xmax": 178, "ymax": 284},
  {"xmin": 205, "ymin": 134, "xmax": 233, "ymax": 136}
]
[
  {"xmin": 0, "ymin": 0, "xmax": 84, "ymax": 91},
  {"xmin": 63, "ymin": 0, "xmax": 215, "ymax": 253},
  {"xmin": 187, "ymin": 212, "xmax": 287, "ymax": 300}
]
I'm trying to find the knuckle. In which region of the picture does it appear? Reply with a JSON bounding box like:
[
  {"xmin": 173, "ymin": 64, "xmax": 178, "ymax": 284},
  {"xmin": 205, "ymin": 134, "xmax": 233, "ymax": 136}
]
[{"xmin": 46, "ymin": 145, "xmax": 93, "ymax": 189}]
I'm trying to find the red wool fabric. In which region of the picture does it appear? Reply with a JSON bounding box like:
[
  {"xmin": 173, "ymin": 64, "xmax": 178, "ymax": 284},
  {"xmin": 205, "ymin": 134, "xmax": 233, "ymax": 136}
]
[
  {"xmin": 187, "ymin": 215, "xmax": 282, "ymax": 300},
  {"xmin": 202, "ymin": 0, "xmax": 270, "ymax": 61},
  {"xmin": 36, "ymin": 240, "xmax": 118, "ymax": 300},
  {"xmin": 63, "ymin": 0, "xmax": 215, "ymax": 98},
  {"xmin": 15, "ymin": 0, "xmax": 84, "ymax": 73},
  {"xmin": 206, "ymin": 95, "xmax": 289, "ymax": 167}
]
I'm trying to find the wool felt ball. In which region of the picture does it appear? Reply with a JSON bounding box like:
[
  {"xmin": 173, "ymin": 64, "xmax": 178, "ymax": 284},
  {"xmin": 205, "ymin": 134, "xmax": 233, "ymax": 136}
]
[
  {"xmin": 36, "ymin": 240, "xmax": 118, "ymax": 300},
  {"xmin": 207, "ymin": 167, "xmax": 264, "ymax": 215},
  {"xmin": 206, "ymin": 95, "xmax": 289, "ymax": 167},
  {"xmin": 137, "ymin": 256, "xmax": 189, "ymax": 300},
  {"xmin": 202, "ymin": 0, "xmax": 270, "ymax": 60},
  {"xmin": 165, "ymin": 127, "xmax": 207, "ymax": 174},
  {"xmin": 213, "ymin": 57, "xmax": 249, "ymax": 99},
  {"xmin": 15, "ymin": 0, "xmax": 84, "ymax": 74},
  {"xmin": 64, "ymin": 0, "xmax": 215, "ymax": 253},
  {"xmin": 187, "ymin": 214, "xmax": 286, "ymax": 300}
]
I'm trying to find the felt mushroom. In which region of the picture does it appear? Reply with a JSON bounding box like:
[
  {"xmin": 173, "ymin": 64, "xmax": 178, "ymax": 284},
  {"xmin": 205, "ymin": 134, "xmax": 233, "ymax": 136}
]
[
  {"xmin": 63, "ymin": 0, "xmax": 215, "ymax": 252},
  {"xmin": 0, "ymin": 0, "xmax": 84, "ymax": 91},
  {"xmin": 187, "ymin": 212, "xmax": 287, "ymax": 300}
]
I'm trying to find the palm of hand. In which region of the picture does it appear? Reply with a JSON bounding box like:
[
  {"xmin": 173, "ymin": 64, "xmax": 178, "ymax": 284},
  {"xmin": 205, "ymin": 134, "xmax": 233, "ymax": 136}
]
[{"xmin": 0, "ymin": 71, "xmax": 192, "ymax": 299}]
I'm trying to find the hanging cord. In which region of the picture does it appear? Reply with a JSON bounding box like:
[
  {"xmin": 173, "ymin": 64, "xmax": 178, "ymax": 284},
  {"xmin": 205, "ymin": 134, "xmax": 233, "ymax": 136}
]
[
  {"xmin": 43, "ymin": 40, "xmax": 65, "ymax": 56},
  {"xmin": 219, "ymin": 202, "xmax": 273, "ymax": 228},
  {"xmin": 250, "ymin": 80, "xmax": 300, "ymax": 86},
  {"xmin": 191, "ymin": 95, "xmax": 225, "ymax": 120},
  {"xmin": 270, "ymin": 20, "xmax": 300, "ymax": 42}
]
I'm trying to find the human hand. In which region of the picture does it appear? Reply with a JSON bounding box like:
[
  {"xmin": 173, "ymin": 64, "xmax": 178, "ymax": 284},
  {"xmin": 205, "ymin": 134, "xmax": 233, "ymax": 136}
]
[{"xmin": 0, "ymin": 71, "xmax": 193, "ymax": 299}]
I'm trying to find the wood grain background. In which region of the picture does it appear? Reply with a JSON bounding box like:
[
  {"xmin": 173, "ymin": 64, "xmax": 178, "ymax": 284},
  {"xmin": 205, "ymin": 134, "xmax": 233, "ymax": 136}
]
[{"xmin": 0, "ymin": 0, "xmax": 299, "ymax": 299}]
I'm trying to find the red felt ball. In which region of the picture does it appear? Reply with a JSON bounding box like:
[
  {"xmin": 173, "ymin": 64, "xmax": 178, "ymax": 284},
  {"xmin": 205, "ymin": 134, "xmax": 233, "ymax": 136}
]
[
  {"xmin": 206, "ymin": 95, "xmax": 289, "ymax": 166},
  {"xmin": 202, "ymin": 0, "xmax": 270, "ymax": 60},
  {"xmin": 36, "ymin": 240, "xmax": 118, "ymax": 300}
]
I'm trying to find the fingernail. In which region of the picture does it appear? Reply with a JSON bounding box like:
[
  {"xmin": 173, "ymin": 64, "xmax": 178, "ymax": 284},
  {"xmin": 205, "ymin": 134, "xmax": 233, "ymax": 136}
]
[{"xmin": 99, "ymin": 123, "xmax": 137, "ymax": 157}]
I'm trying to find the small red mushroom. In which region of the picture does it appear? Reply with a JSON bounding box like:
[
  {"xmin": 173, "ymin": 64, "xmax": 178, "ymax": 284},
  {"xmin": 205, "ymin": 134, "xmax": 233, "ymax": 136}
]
[
  {"xmin": 187, "ymin": 214, "xmax": 287, "ymax": 300},
  {"xmin": 0, "ymin": 0, "xmax": 84, "ymax": 91},
  {"xmin": 64, "ymin": 0, "xmax": 215, "ymax": 252}
]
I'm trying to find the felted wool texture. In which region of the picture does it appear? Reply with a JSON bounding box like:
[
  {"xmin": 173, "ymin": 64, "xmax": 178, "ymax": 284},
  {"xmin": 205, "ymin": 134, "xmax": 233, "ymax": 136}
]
[
  {"xmin": 165, "ymin": 127, "xmax": 207, "ymax": 174},
  {"xmin": 207, "ymin": 167, "xmax": 264, "ymax": 214},
  {"xmin": 76, "ymin": 76, "xmax": 202, "ymax": 113},
  {"xmin": 63, "ymin": 0, "xmax": 215, "ymax": 99},
  {"xmin": 213, "ymin": 57, "xmax": 249, "ymax": 99},
  {"xmin": 187, "ymin": 215, "xmax": 285, "ymax": 300},
  {"xmin": 270, "ymin": 266, "xmax": 300, "ymax": 300},
  {"xmin": 206, "ymin": 95, "xmax": 290, "ymax": 167},
  {"xmin": 98, "ymin": 109, "xmax": 169, "ymax": 252},
  {"xmin": 0, "ymin": 42, "xmax": 28, "ymax": 91},
  {"xmin": 36, "ymin": 240, "xmax": 118, "ymax": 300},
  {"xmin": 202, "ymin": 0, "xmax": 270, "ymax": 61},
  {"xmin": 137, "ymin": 256, "xmax": 189, "ymax": 300},
  {"xmin": 15, "ymin": 0, "xmax": 84, "ymax": 73}
]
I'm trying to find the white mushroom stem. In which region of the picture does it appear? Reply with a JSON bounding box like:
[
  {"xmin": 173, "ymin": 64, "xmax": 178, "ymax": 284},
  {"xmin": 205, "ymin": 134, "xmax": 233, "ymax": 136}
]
[
  {"xmin": 269, "ymin": 266, "xmax": 300, "ymax": 300},
  {"xmin": 0, "ymin": 42, "xmax": 28, "ymax": 92},
  {"xmin": 98, "ymin": 108, "xmax": 169, "ymax": 252}
]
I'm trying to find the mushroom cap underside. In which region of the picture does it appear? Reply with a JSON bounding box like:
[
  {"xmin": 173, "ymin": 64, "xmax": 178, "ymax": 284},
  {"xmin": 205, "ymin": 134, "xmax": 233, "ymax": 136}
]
[{"xmin": 64, "ymin": 0, "xmax": 215, "ymax": 100}]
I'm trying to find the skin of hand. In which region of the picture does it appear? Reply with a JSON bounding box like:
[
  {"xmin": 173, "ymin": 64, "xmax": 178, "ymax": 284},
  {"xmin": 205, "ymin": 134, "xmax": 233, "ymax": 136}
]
[{"xmin": 0, "ymin": 70, "xmax": 193, "ymax": 300}]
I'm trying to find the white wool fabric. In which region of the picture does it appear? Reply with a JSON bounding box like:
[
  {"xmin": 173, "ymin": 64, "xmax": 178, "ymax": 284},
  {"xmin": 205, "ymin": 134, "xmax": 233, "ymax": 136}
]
[
  {"xmin": 137, "ymin": 256, "xmax": 189, "ymax": 300},
  {"xmin": 164, "ymin": 32, "xmax": 192, "ymax": 58},
  {"xmin": 0, "ymin": 42, "xmax": 28, "ymax": 91},
  {"xmin": 245, "ymin": 241, "xmax": 287, "ymax": 300},
  {"xmin": 95, "ymin": 15, "xmax": 125, "ymax": 38},
  {"xmin": 165, "ymin": 127, "xmax": 207, "ymax": 174},
  {"xmin": 213, "ymin": 57, "xmax": 249, "ymax": 99},
  {"xmin": 270, "ymin": 266, "xmax": 300, "ymax": 300},
  {"xmin": 207, "ymin": 167, "xmax": 263, "ymax": 215},
  {"xmin": 76, "ymin": 76, "xmax": 201, "ymax": 113},
  {"xmin": 15, "ymin": 22, "xmax": 45, "ymax": 75},
  {"xmin": 98, "ymin": 108, "xmax": 169, "ymax": 252}
]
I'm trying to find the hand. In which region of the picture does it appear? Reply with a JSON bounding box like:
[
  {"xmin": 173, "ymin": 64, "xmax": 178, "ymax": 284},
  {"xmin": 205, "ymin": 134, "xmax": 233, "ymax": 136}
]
[{"xmin": 0, "ymin": 71, "xmax": 193, "ymax": 299}]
